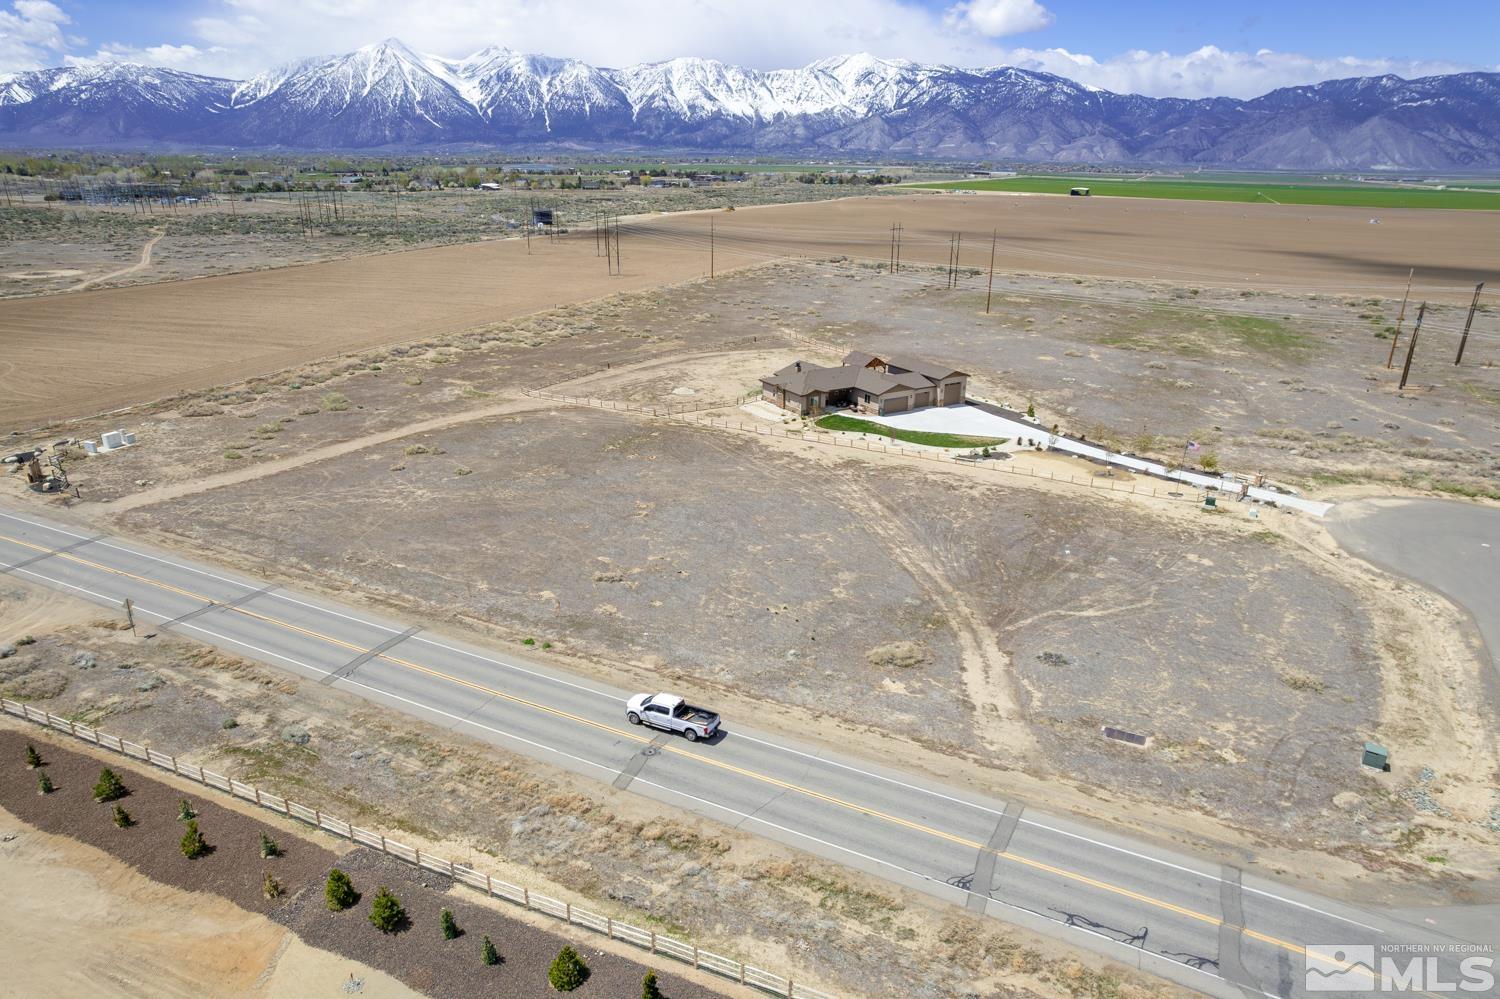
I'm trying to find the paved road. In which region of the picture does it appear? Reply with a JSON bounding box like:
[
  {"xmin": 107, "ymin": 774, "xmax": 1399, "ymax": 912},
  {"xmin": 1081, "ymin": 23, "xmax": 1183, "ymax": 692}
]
[
  {"xmin": 1328, "ymin": 498, "xmax": 1500, "ymax": 676},
  {"xmin": 0, "ymin": 507, "xmax": 1488, "ymax": 998}
]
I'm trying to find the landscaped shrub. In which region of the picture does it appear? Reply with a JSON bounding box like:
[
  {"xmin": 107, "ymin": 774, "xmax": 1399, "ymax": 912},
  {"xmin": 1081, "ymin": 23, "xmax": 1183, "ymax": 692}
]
[
  {"xmin": 178, "ymin": 798, "xmax": 196, "ymax": 821},
  {"xmin": 24, "ymin": 744, "xmax": 42, "ymax": 769},
  {"xmin": 112, "ymin": 805, "xmax": 133, "ymax": 828},
  {"xmin": 263, "ymin": 872, "xmax": 283, "ymax": 899},
  {"xmin": 36, "ymin": 770, "xmax": 53, "ymax": 795},
  {"xmin": 92, "ymin": 767, "xmax": 126, "ymax": 803},
  {"xmin": 441, "ymin": 908, "xmax": 460, "ymax": 940},
  {"xmin": 481, "ymin": 935, "xmax": 500, "ymax": 966},
  {"xmin": 368, "ymin": 887, "xmax": 405, "ymax": 934},
  {"xmin": 180, "ymin": 819, "xmax": 210, "ymax": 859},
  {"xmin": 642, "ymin": 969, "xmax": 663, "ymax": 999},
  {"xmin": 326, "ymin": 868, "xmax": 358, "ymax": 911},
  {"xmin": 548, "ymin": 946, "xmax": 588, "ymax": 991},
  {"xmin": 259, "ymin": 832, "xmax": 280, "ymax": 858}
]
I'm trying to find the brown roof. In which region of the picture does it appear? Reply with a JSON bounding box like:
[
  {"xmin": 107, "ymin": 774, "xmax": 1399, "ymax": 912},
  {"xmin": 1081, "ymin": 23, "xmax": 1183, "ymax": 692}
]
[
  {"xmin": 884, "ymin": 354, "xmax": 967, "ymax": 381},
  {"xmin": 763, "ymin": 352, "xmax": 964, "ymax": 398}
]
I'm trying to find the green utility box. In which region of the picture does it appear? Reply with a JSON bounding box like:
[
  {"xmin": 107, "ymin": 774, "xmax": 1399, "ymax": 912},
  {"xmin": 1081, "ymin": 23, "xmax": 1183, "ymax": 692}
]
[
  {"xmin": 1203, "ymin": 495, "xmax": 1217, "ymax": 508},
  {"xmin": 1362, "ymin": 742, "xmax": 1389, "ymax": 770}
]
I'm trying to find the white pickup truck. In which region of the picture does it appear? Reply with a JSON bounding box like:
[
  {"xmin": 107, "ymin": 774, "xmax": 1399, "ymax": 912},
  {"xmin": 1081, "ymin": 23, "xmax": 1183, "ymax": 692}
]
[{"xmin": 626, "ymin": 693, "xmax": 721, "ymax": 742}]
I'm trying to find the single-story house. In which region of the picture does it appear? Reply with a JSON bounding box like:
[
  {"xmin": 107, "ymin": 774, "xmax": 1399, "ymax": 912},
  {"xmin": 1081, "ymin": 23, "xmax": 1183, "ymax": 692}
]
[{"xmin": 760, "ymin": 351, "xmax": 968, "ymax": 417}]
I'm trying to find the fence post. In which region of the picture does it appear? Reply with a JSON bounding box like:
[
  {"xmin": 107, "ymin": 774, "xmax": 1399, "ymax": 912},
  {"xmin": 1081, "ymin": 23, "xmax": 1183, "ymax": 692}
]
[
  {"xmin": 314, "ymin": 808, "xmax": 321, "ymax": 827},
  {"xmin": 566, "ymin": 902, "xmax": 572, "ymax": 922},
  {"xmin": 253, "ymin": 787, "xmax": 262, "ymax": 806},
  {"xmin": 740, "ymin": 963, "xmax": 746, "ymax": 985},
  {"xmin": 524, "ymin": 887, "xmax": 530, "ymax": 907},
  {"xmin": 693, "ymin": 946, "xmax": 699, "ymax": 968},
  {"xmin": 607, "ymin": 916, "xmax": 613, "ymax": 938},
  {"xmin": 650, "ymin": 931, "xmax": 657, "ymax": 953},
  {"xmin": 415, "ymin": 849, "xmax": 422, "ymax": 867},
  {"xmin": 486, "ymin": 874, "xmax": 493, "ymax": 894},
  {"xmin": 68, "ymin": 720, "xmax": 77, "ymax": 737},
  {"xmin": 380, "ymin": 835, "xmax": 387, "ymax": 853}
]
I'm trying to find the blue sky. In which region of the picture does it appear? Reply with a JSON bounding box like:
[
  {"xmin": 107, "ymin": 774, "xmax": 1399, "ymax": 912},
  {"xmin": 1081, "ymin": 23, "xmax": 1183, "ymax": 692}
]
[{"xmin": 4, "ymin": 0, "xmax": 1496, "ymax": 97}]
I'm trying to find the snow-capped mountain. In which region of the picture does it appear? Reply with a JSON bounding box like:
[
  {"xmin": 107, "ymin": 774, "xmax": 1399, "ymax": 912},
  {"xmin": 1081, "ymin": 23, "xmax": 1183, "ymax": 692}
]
[{"xmin": 1, "ymin": 39, "xmax": 1497, "ymax": 169}]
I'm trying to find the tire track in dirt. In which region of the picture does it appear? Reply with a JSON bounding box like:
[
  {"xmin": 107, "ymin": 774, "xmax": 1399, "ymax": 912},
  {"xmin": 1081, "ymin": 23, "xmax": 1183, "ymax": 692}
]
[
  {"xmin": 70, "ymin": 231, "xmax": 162, "ymax": 292},
  {"xmin": 844, "ymin": 486, "xmax": 1037, "ymax": 756},
  {"xmin": 106, "ymin": 395, "xmax": 554, "ymax": 517}
]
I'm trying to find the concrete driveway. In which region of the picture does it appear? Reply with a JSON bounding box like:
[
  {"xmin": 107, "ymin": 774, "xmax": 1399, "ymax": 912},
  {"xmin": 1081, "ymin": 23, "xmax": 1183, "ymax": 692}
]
[{"xmin": 864, "ymin": 403, "xmax": 1333, "ymax": 516}]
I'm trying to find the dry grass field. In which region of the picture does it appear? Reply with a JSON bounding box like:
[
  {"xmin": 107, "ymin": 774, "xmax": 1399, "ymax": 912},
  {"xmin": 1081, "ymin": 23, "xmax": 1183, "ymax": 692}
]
[{"xmin": 3, "ymin": 191, "xmax": 1495, "ymax": 432}]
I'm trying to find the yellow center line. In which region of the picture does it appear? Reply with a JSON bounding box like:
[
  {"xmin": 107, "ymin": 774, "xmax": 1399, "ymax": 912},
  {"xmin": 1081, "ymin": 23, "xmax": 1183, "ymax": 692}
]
[{"xmin": 3, "ymin": 529, "xmax": 1403, "ymax": 985}]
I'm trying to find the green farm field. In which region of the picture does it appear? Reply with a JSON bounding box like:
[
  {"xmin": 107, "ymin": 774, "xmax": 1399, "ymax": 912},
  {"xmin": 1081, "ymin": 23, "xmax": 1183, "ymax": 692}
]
[{"xmin": 911, "ymin": 176, "xmax": 1500, "ymax": 210}]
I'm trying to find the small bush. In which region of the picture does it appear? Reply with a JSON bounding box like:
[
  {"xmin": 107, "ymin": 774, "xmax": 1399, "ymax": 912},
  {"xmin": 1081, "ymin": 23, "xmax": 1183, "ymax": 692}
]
[
  {"xmin": 93, "ymin": 767, "xmax": 127, "ymax": 803},
  {"xmin": 441, "ymin": 908, "xmax": 460, "ymax": 940},
  {"xmin": 15, "ymin": 635, "xmax": 35, "ymax": 646},
  {"xmin": 180, "ymin": 819, "xmax": 210, "ymax": 859},
  {"xmin": 326, "ymin": 868, "xmax": 359, "ymax": 911},
  {"xmin": 263, "ymin": 872, "xmax": 283, "ymax": 899},
  {"xmin": 482, "ymin": 935, "xmax": 500, "ymax": 966},
  {"xmin": 368, "ymin": 886, "xmax": 405, "ymax": 934},
  {"xmin": 36, "ymin": 770, "xmax": 53, "ymax": 795},
  {"xmin": 260, "ymin": 832, "xmax": 280, "ymax": 858},
  {"xmin": 321, "ymin": 392, "xmax": 351, "ymax": 412},
  {"xmin": 178, "ymin": 798, "xmax": 196, "ymax": 821},
  {"xmin": 223, "ymin": 449, "xmax": 243, "ymax": 460},
  {"xmin": 548, "ymin": 946, "xmax": 588, "ymax": 991},
  {"xmin": 642, "ymin": 969, "xmax": 662, "ymax": 999},
  {"xmin": 112, "ymin": 804, "xmax": 133, "ymax": 828},
  {"xmin": 402, "ymin": 443, "xmax": 429, "ymax": 456},
  {"xmin": 221, "ymin": 717, "xmax": 239, "ymax": 729},
  {"xmin": 25, "ymin": 744, "xmax": 42, "ymax": 769},
  {"xmin": 454, "ymin": 466, "xmax": 473, "ymax": 476}
]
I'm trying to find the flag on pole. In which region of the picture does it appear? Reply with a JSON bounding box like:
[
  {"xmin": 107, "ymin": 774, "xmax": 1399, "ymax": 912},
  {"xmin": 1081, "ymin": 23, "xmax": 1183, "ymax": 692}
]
[{"xmin": 1185, "ymin": 440, "xmax": 1201, "ymax": 452}]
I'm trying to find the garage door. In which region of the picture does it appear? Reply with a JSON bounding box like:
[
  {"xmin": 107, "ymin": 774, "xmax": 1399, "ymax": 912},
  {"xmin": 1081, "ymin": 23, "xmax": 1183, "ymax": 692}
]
[
  {"xmin": 942, "ymin": 382, "xmax": 962, "ymax": 405},
  {"xmin": 882, "ymin": 395, "xmax": 909, "ymax": 414},
  {"xmin": 913, "ymin": 390, "xmax": 932, "ymax": 408}
]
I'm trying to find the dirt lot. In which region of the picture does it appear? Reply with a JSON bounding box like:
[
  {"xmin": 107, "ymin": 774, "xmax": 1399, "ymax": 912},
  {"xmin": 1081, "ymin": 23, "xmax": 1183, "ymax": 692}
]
[
  {"xmin": 0, "ymin": 604, "xmax": 1169, "ymax": 999},
  {"xmin": 4, "ymin": 189, "xmax": 1494, "ymax": 432},
  {"xmin": 8, "ymin": 259, "xmax": 1495, "ymax": 878},
  {"xmin": 108, "ymin": 401, "xmax": 1500, "ymax": 872},
  {"xmin": 0, "ymin": 725, "xmax": 728, "ymax": 999},
  {"xmin": 0, "ymin": 806, "xmax": 420, "ymax": 999}
]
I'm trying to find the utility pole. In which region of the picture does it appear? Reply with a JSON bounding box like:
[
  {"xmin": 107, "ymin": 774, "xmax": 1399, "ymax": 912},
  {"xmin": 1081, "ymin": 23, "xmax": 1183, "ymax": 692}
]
[
  {"xmin": 894, "ymin": 223, "xmax": 902, "ymax": 273},
  {"xmin": 889, "ymin": 223, "xmax": 896, "ymax": 273},
  {"xmin": 1399, "ymin": 301, "xmax": 1425, "ymax": 390},
  {"xmin": 985, "ymin": 228, "xmax": 997, "ymax": 314},
  {"xmin": 1454, "ymin": 282, "xmax": 1484, "ymax": 365},
  {"xmin": 709, "ymin": 217, "xmax": 715, "ymax": 278},
  {"xmin": 123, "ymin": 598, "xmax": 135, "ymax": 636},
  {"xmin": 1386, "ymin": 268, "xmax": 1414, "ymax": 368}
]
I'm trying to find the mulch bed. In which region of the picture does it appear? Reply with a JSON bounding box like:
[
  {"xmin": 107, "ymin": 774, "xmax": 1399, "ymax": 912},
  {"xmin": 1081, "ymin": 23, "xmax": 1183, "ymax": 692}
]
[
  {"xmin": 0, "ymin": 728, "xmax": 335, "ymax": 916},
  {"xmin": 278, "ymin": 848, "xmax": 725, "ymax": 999},
  {"xmin": 0, "ymin": 728, "xmax": 726, "ymax": 999}
]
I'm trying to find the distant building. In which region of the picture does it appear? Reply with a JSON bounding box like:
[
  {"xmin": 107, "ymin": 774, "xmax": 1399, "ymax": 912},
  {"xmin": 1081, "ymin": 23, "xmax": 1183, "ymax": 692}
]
[{"xmin": 760, "ymin": 351, "xmax": 968, "ymax": 417}]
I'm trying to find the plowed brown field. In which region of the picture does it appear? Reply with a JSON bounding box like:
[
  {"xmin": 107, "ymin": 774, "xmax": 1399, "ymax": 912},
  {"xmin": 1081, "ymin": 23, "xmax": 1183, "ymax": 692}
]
[{"xmin": 4, "ymin": 191, "xmax": 1493, "ymax": 431}]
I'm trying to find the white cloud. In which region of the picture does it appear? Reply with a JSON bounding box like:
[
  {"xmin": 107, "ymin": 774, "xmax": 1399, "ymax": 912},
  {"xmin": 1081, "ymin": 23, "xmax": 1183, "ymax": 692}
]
[
  {"xmin": 66, "ymin": 42, "xmax": 234, "ymax": 76},
  {"xmin": 0, "ymin": 0, "xmax": 70, "ymax": 73},
  {"xmin": 945, "ymin": 0, "xmax": 1053, "ymax": 39},
  {"xmin": 998, "ymin": 44, "xmax": 1480, "ymax": 99}
]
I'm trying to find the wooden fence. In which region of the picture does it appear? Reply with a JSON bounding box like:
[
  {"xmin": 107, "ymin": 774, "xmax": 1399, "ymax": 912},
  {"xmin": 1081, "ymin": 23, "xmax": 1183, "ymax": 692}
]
[{"xmin": 0, "ymin": 697, "xmax": 832, "ymax": 999}]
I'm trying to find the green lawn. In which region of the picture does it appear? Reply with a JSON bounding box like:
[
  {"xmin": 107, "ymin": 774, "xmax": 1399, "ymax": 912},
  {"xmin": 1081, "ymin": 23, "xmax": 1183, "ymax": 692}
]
[
  {"xmin": 909, "ymin": 176, "xmax": 1500, "ymax": 211},
  {"xmin": 816, "ymin": 414, "xmax": 1008, "ymax": 449}
]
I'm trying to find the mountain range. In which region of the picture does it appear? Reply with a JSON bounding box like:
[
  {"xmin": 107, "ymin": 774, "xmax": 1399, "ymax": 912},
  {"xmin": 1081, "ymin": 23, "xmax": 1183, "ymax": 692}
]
[{"xmin": 2, "ymin": 39, "xmax": 1497, "ymax": 169}]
